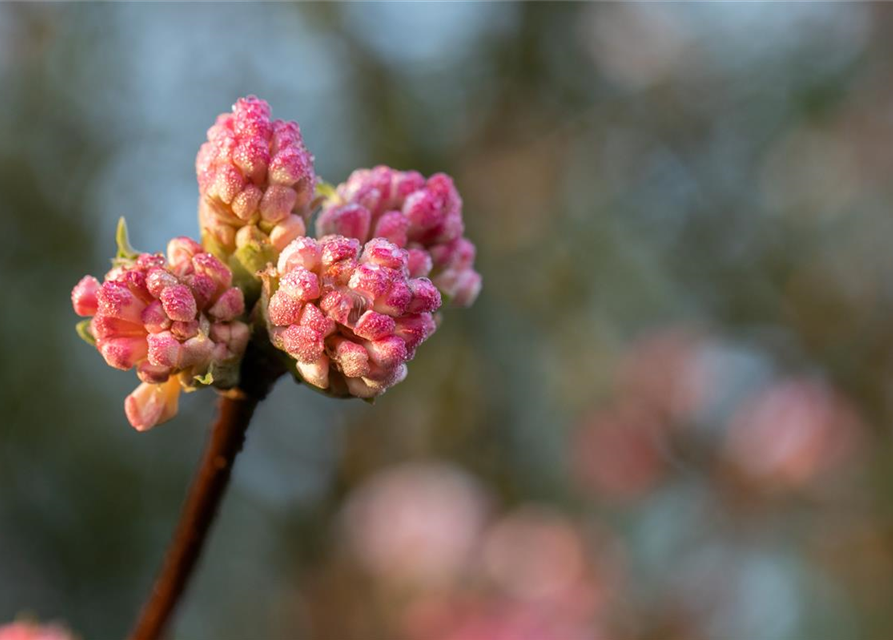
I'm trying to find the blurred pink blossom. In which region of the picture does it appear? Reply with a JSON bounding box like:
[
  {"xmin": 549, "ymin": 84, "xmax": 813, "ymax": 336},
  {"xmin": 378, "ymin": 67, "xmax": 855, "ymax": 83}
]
[
  {"xmin": 572, "ymin": 403, "xmax": 668, "ymax": 503},
  {"xmin": 403, "ymin": 596, "xmax": 603, "ymax": 640},
  {"xmin": 342, "ymin": 462, "xmax": 488, "ymax": 586},
  {"xmin": 614, "ymin": 328, "xmax": 710, "ymax": 426},
  {"xmin": 724, "ymin": 378, "xmax": 863, "ymax": 491}
]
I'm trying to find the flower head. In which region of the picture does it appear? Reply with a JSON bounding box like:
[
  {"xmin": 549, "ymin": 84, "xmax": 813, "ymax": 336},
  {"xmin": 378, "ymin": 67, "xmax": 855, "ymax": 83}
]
[
  {"xmin": 72, "ymin": 234, "xmax": 249, "ymax": 430},
  {"xmin": 261, "ymin": 234, "xmax": 441, "ymax": 398},
  {"xmin": 196, "ymin": 96, "xmax": 316, "ymax": 259},
  {"xmin": 318, "ymin": 166, "xmax": 481, "ymax": 307}
]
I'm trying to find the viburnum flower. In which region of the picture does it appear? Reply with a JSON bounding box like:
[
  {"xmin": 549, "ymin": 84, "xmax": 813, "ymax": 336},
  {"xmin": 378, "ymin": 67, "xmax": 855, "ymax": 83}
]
[
  {"xmin": 196, "ymin": 96, "xmax": 316, "ymax": 281},
  {"xmin": 68, "ymin": 95, "xmax": 482, "ymax": 640},
  {"xmin": 0, "ymin": 622, "xmax": 74, "ymax": 640},
  {"xmin": 260, "ymin": 234, "xmax": 442, "ymax": 398},
  {"xmin": 72, "ymin": 224, "xmax": 249, "ymax": 431},
  {"xmin": 317, "ymin": 166, "xmax": 481, "ymax": 307}
]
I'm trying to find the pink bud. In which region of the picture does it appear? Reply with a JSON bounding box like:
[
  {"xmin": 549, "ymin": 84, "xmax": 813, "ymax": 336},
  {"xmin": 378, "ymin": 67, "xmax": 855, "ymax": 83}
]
[
  {"xmin": 99, "ymin": 336, "xmax": 149, "ymax": 370},
  {"xmin": 197, "ymin": 96, "xmax": 316, "ymax": 253},
  {"xmin": 180, "ymin": 334, "xmax": 214, "ymax": 369},
  {"xmin": 323, "ymin": 166, "xmax": 479, "ymax": 308},
  {"xmin": 282, "ymin": 324, "xmax": 325, "ymax": 363},
  {"xmin": 279, "ymin": 267, "xmax": 321, "ymax": 302},
  {"xmin": 212, "ymin": 321, "xmax": 250, "ymax": 360},
  {"xmin": 233, "ymin": 137, "xmax": 270, "ymax": 181},
  {"xmin": 349, "ymin": 263, "xmax": 393, "ymax": 300},
  {"xmin": 269, "ymin": 146, "xmax": 308, "ymax": 186},
  {"xmin": 436, "ymin": 268, "xmax": 482, "ymax": 307},
  {"xmin": 278, "ymin": 236, "xmax": 321, "ymax": 273},
  {"xmin": 137, "ymin": 361, "xmax": 173, "ymax": 384},
  {"xmin": 320, "ymin": 235, "xmax": 361, "ymax": 266},
  {"xmin": 319, "ymin": 289, "xmax": 362, "ymax": 325},
  {"xmin": 270, "ymin": 214, "xmax": 307, "ymax": 252},
  {"xmin": 146, "ymin": 267, "xmax": 179, "ymax": 298},
  {"xmin": 208, "ymin": 287, "xmax": 245, "ymax": 321},
  {"xmin": 141, "ymin": 300, "xmax": 171, "ymax": 333},
  {"xmin": 268, "ymin": 290, "xmax": 305, "ymax": 326},
  {"xmin": 171, "ymin": 320, "xmax": 200, "ymax": 340},
  {"xmin": 72, "ymin": 275, "xmax": 100, "ymax": 316},
  {"xmin": 260, "ymin": 185, "xmax": 297, "ymax": 223},
  {"xmin": 361, "ymin": 237, "xmax": 408, "ymax": 270},
  {"xmin": 296, "ymin": 356, "xmax": 330, "ymax": 389},
  {"xmin": 372, "ymin": 211, "xmax": 410, "ymax": 247},
  {"xmin": 331, "ymin": 336, "xmax": 371, "ymax": 378},
  {"xmin": 124, "ymin": 378, "xmax": 181, "ymax": 431},
  {"xmin": 91, "ymin": 316, "xmax": 145, "ymax": 341},
  {"xmin": 299, "ymin": 302, "xmax": 336, "ymax": 337},
  {"xmin": 97, "ymin": 281, "xmax": 146, "ymax": 324},
  {"xmin": 147, "ymin": 331, "xmax": 182, "ymax": 368},
  {"xmin": 231, "ymin": 184, "xmax": 263, "ymax": 220},
  {"xmin": 406, "ymin": 248, "xmax": 433, "ymax": 277},
  {"xmin": 403, "ymin": 189, "xmax": 441, "ymax": 233},
  {"xmin": 160, "ymin": 285, "xmax": 198, "ymax": 322},
  {"xmin": 407, "ymin": 278, "xmax": 442, "ymax": 314},
  {"xmin": 212, "ymin": 164, "xmax": 244, "ymax": 204},
  {"xmin": 184, "ymin": 273, "xmax": 217, "ymax": 310},
  {"xmin": 191, "ymin": 252, "xmax": 233, "ymax": 290},
  {"xmin": 365, "ymin": 335, "xmax": 408, "ymax": 369},
  {"xmin": 166, "ymin": 236, "xmax": 203, "ymax": 270},
  {"xmin": 316, "ymin": 203, "xmax": 371, "ymax": 243},
  {"xmin": 374, "ymin": 279, "xmax": 412, "ymax": 316},
  {"xmin": 354, "ymin": 311, "xmax": 396, "ymax": 341},
  {"xmin": 263, "ymin": 234, "xmax": 444, "ymax": 397}
]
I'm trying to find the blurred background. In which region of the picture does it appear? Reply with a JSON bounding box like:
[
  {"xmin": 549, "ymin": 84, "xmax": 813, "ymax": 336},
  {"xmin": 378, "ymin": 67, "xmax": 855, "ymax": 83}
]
[{"xmin": 3, "ymin": 3, "xmax": 893, "ymax": 639}]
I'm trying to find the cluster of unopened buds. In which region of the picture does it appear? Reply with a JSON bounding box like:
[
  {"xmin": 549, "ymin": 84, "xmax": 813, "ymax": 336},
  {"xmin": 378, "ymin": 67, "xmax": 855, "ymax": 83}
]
[{"xmin": 72, "ymin": 96, "xmax": 480, "ymax": 431}]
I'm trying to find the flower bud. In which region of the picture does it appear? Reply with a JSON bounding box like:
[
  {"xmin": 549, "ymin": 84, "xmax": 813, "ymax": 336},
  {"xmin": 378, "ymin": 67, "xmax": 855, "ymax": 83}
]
[
  {"xmin": 72, "ymin": 238, "xmax": 249, "ymax": 430},
  {"xmin": 197, "ymin": 96, "xmax": 316, "ymax": 260},
  {"xmin": 319, "ymin": 166, "xmax": 481, "ymax": 307},
  {"xmin": 125, "ymin": 377, "xmax": 181, "ymax": 432},
  {"xmin": 262, "ymin": 235, "xmax": 443, "ymax": 398}
]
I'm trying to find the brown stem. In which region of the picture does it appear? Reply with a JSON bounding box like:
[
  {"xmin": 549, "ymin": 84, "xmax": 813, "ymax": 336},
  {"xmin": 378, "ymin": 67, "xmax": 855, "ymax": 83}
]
[{"xmin": 129, "ymin": 343, "xmax": 284, "ymax": 640}]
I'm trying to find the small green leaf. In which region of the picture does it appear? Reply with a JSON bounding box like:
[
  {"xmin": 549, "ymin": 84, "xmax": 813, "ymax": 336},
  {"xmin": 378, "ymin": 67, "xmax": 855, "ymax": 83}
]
[
  {"xmin": 194, "ymin": 371, "xmax": 214, "ymax": 386},
  {"xmin": 75, "ymin": 319, "xmax": 96, "ymax": 346},
  {"xmin": 115, "ymin": 217, "xmax": 140, "ymax": 261}
]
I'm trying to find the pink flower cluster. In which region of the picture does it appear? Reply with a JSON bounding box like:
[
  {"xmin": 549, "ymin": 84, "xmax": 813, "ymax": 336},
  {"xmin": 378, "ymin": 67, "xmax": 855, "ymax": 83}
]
[
  {"xmin": 71, "ymin": 237, "xmax": 249, "ymax": 430},
  {"xmin": 196, "ymin": 96, "xmax": 316, "ymax": 254},
  {"xmin": 0, "ymin": 622, "xmax": 73, "ymax": 640},
  {"xmin": 262, "ymin": 234, "xmax": 441, "ymax": 397},
  {"xmin": 318, "ymin": 166, "xmax": 481, "ymax": 307},
  {"xmin": 73, "ymin": 96, "xmax": 480, "ymax": 425}
]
